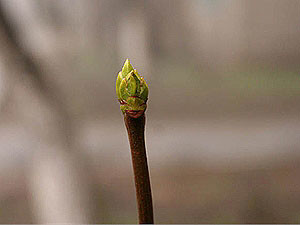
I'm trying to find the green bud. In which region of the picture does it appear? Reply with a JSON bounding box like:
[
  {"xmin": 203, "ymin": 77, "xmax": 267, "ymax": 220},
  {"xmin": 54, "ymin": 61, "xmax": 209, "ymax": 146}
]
[{"xmin": 116, "ymin": 59, "xmax": 149, "ymax": 118}]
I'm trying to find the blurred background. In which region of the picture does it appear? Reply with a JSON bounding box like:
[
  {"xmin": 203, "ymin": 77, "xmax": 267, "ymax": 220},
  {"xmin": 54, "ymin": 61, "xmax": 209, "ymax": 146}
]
[{"xmin": 0, "ymin": 0, "xmax": 300, "ymax": 223}]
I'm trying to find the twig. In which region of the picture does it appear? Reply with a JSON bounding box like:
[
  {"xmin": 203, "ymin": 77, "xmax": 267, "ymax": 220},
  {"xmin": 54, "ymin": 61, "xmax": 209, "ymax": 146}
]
[
  {"xmin": 116, "ymin": 59, "xmax": 154, "ymax": 224},
  {"xmin": 124, "ymin": 114, "xmax": 153, "ymax": 224}
]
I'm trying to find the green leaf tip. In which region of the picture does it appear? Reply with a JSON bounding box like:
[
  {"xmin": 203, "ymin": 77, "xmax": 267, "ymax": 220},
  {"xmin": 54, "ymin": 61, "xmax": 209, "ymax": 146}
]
[
  {"xmin": 121, "ymin": 58, "xmax": 133, "ymax": 78},
  {"xmin": 116, "ymin": 59, "xmax": 149, "ymax": 118}
]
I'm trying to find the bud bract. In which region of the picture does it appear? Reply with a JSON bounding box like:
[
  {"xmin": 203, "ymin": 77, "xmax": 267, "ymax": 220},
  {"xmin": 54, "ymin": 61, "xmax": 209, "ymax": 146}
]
[{"xmin": 116, "ymin": 59, "xmax": 148, "ymax": 118}]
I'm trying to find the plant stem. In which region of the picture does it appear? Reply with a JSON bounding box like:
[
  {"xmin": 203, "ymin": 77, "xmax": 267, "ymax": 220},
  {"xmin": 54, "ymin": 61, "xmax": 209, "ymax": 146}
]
[{"xmin": 124, "ymin": 114, "xmax": 154, "ymax": 224}]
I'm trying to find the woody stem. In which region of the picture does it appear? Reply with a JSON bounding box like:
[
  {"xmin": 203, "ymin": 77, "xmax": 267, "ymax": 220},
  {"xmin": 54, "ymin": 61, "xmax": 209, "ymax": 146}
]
[{"xmin": 124, "ymin": 114, "xmax": 154, "ymax": 224}]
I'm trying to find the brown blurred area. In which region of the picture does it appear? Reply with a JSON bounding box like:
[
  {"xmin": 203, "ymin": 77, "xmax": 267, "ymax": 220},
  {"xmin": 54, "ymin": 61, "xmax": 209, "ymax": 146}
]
[{"xmin": 0, "ymin": 0, "xmax": 300, "ymax": 223}]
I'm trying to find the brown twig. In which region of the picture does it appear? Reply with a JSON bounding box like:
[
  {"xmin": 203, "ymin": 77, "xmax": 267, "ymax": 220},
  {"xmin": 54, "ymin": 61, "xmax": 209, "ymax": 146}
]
[{"xmin": 124, "ymin": 113, "xmax": 154, "ymax": 224}]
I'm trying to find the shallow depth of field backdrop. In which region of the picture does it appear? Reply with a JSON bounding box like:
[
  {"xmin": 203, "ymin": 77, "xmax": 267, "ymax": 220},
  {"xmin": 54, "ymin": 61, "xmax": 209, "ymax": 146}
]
[{"xmin": 0, "ymin": 0, "xmax": 300, "ymax": 223}]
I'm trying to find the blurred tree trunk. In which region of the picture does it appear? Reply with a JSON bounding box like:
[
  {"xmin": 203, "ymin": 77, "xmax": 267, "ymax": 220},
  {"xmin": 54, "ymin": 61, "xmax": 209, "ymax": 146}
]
[{"xmin": 0, "ymin": 3, "xmax": 96, "ymax": 223}]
